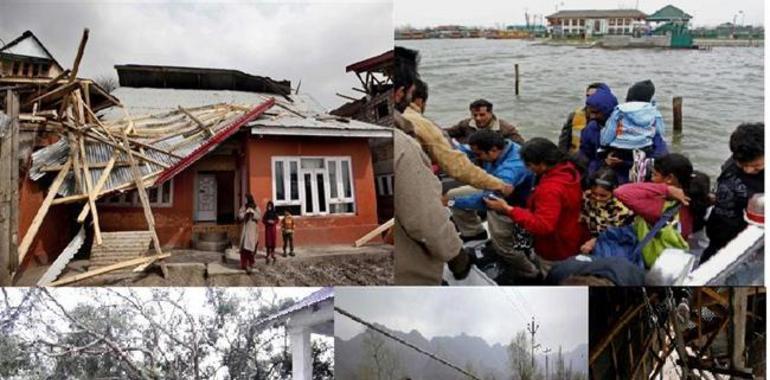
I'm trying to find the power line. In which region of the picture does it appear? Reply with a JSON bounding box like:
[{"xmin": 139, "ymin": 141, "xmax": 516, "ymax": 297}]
[
  {"xmin": 497, "ymin": 287, "xmax": 528, "ymax": 324},
  {"xmin": 334, "ymin": 306, "xmax": 482, "ymax": 380}
]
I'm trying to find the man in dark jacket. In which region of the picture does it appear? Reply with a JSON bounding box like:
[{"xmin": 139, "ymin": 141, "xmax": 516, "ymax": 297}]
[
  {"xmin": 558, "ymin": 82, "xmax": 604, "ymax": 154},
  {"xmin": 579, "ymin": 84, "xmax": 618, "ymax": 177},
  {"xmin": 701, "ymin": 123, "xmax": 764, "ymax": 264},
  {"xmin": 446, "ymin": 99, "xmax": 525, "ymax": 145}
]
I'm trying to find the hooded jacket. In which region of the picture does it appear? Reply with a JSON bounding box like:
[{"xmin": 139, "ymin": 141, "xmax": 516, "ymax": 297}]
[
  {"xmin": 580, "ymin": 84, "xmax": 618, "ymax": 175},
  {"xmin": 601, "ymin": 101, "xmax": 666, "ymax": 150},
  {"xmin": 452, "ymin": 141, "xmax": 533, "ymax": 210},
  {"xmin": 506, "ymin": 161, "xmax": 585, "ymax": 261}
]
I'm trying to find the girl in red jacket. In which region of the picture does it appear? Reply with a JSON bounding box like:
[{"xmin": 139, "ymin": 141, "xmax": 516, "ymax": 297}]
[
  {"xmin": 613, "ymin": 153, "xmax": 710, "ymax": 241},
  {"xmin": 485, "ymin": 138, "xmax": 587, "ymax": 263}
]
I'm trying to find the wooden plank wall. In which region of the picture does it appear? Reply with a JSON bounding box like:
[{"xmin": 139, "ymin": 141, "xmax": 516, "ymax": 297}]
[{"xmin": 0, "ymin": 90, "xmax": 20, "ymax": 285}]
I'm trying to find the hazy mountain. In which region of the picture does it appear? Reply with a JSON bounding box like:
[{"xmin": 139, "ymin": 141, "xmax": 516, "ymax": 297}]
[{"xmin": 335, "ymin": 324, "xmax": 587, "ymax": 380}]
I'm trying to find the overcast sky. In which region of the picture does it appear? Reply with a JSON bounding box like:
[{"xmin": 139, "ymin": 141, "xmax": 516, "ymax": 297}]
[
  {"xmin": 335, "ymin": 287, "xmax": 588, "ymax": 351},
  {"xmin": 0, "ymin": 0, "xmax": 392, "ymax": 109},
  {"xmin": 395, "ymin": 0, "xmax": 764, "ymax": 28}
]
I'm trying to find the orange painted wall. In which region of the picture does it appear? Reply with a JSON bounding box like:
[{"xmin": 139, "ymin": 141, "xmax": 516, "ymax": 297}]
[
  {"xmin": 96, "ymin": 134, "xmax": 380, "ymax": 249},
  {"xmin": 247, "ymin": 135, "xmax": 380, "ymax": 246},
  {"xmin": 18, "ymin": 177, "xmax": 78, "ymax": 266},
  {"xmin": 98, "ymin": 167, "xmax": 196, "ymax": 249}
]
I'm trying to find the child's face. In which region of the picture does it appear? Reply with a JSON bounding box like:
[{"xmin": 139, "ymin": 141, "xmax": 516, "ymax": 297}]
[
  {"xmin": 590, "ymin": 186, "xmax": 613, "ymax": 203},
  {"xmin": 651, "ymin": 169, "xmax": 664, "ymax": 184},
  {"xmin": 737, "ymin": 156, "xmax": 764, "ymax": 175}
]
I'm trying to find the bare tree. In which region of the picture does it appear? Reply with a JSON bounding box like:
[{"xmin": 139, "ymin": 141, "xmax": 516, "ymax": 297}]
[
  {"xmin": 509, "ymin": 330, "xmax": 541, "ymax": 380},
  {"xmin": 95, "ymin": 75, "xmax": 119, "ymax": 93},
  {"xmin": 359, "ymin": 329, "xmax": 402, "ymax": 380},
  {"xmin": 0, "ymin": 288, "xmax": 333, "ymax": 380}
]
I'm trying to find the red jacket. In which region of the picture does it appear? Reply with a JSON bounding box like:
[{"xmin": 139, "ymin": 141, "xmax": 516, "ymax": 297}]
[{"xmin": 507, "ymin": 161, "xmax": 585, "ymax": 261}]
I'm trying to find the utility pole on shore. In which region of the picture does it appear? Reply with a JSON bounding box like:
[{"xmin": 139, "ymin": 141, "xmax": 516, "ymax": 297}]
[
  {"xmin": 527, "ymin": 317, "xmax": 540, "ymax": 369},
  {"xmin": 543, "ymin": 347, "xmax": 552, "ymax": 380}
]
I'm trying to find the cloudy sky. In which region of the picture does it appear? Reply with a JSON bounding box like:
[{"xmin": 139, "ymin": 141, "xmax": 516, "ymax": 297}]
[
  {"xmin": 0, "ymin": 0, "xmax": 392, "ymax": 109},
  {"xmin": 396, "ymin": 0, "xmax": 764, "ymax": 28},
  {"xmin": 335, "ymin": 287, "xmax": 588, "ymax": 351}
]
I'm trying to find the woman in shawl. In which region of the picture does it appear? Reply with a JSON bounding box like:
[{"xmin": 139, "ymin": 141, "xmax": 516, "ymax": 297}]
[
  {"xmin": 262, "ymin": 201, "xmax": 279, "ymax": 264},
  {"xmin": 237, "ymin": 194, "xmax": 261, "ymax": 271}
]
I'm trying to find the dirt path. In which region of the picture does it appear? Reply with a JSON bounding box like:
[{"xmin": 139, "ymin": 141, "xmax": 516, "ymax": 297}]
[{"xmin": 60, "ymin": 245, "xmax": 393, "ymax": 287}]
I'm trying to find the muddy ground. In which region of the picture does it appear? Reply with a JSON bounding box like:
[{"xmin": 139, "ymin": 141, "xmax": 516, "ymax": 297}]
[{"xmin": 38, "ymin": 244, "xmax": 393, "ymax": 287}]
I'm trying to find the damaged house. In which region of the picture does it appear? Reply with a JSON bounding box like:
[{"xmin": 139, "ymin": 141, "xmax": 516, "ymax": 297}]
[
  {"xmin": 331, "ymin": 50, "xmax": 394, "ymax": 223},
  {"xmin": 0, "ymin": 29, "xmax": 393, "ymax": 286}
]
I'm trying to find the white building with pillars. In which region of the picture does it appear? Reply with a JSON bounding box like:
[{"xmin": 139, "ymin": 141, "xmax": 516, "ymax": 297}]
[
  {"xmin": 546, "ymin": 9, "xmax": 648, "ymax": 37},
  {"xmin": 256, "ymin": 287, "xmax": 334, "ymax": 379}
]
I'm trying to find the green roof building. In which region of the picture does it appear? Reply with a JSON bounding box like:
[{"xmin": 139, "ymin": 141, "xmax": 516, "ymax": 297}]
[{"xmin": 646, "ymin": 5, "xmax": 693, "ymax": 23}]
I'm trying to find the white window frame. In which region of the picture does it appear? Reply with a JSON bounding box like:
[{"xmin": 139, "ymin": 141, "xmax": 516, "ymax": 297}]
[
  {"xmin": 100, "ymin": 179, "xmax": 174, "ymax": 208},
  {"xmin": 271, "ymin": 156, "xmax": 356, "ymax": 217}
]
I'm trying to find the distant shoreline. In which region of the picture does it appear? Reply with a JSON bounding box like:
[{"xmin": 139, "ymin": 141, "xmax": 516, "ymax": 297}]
[{"xmin": 398, "ymin": 37, "xmax": 764, "ymax": 48}]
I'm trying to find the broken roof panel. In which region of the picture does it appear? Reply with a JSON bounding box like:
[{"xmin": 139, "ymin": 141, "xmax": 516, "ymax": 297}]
[
  {"xmin": 114, "ymin": 64, "xmax": 291, "ymax": 95},
  {"xmin": 100, "ymin": 87, "xmax": 295, "ymax": 120},
  {"xmin": 346, "ymin": 50, "xmax": 393, "ymax": 74},
  {"xmin": 31, "ymin": 99, "xmax": 275, "ymax": 198},
  {"xmin": 100, "ymin": 87, "xmax": 392, "ymax": 139}
]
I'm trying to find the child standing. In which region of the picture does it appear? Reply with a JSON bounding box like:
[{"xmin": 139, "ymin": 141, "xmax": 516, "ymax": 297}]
[
  {"xmin": 579, "ymin": 168, "xmax": 634, "ymax": 254},
  {"xmin": 281, "ymin": 210, "xmax": 296, "ymax": 257},
  {"xmin": 702, "ymin": 123, "xmax": 764, "ymax": 263}
]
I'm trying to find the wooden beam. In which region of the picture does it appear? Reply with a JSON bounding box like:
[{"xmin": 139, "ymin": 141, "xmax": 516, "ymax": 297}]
[
  {"xmin": 702, "ymin": 287, "xmax": 729, "ymax": 307},
  {"xmin": 17, "ymin": 159, "xmax": 72, "ymax": 265},
  {"xmin": 22, "ymin": 80, "xmax": 80, "ymax": 109},
  {"xmin": 354, "ymin": 218, "xmax": 394, "ymax": 247},
  {"xmin": 8, "ymin": 90, "xmax": 19, "ymax": 275},
  {"xmin": 82, "ymin": 81, "xmax": 91, "ymax": 116},
  {"xmin": 630, "ymin": 326, "xmax": 657, "ymax": 380},
  {"xmin": 0, "ymin": 89, "xmax": 20, "ymax": 285},
  {"xmin": 731, "ymin": 288, "xmax": 748, "ymax": 370},
  {"xmin": 76, "ymin": 151, "xmax": 118, "ymax": 223},
  {"xmin": 69, "ymin": 28, "xmax": 89, "ymax": 83},
  {"xmin": 590, "ymin": 301, "xmax": 647, "ymax": 364},
  {"xmin": 609, "ymin": 340, "xmax": 620, "ymax": 380},
  {"xmin": 78, "ymin": 137, "xmax": 102, "ymax": 245},
  {"xmin": 178, "ymin": 105, "xmax": 214, "ymax": 137},
  {"xmin": 43, "ymin": 159, "xmax": 128, "ymax": 172},
  {"xmin": 122, "ymin": 132, "xmax": 162, "ymax": 256},
  {"xmin": 48, "ymin": 253, "xmax": 170, "ymax": 286},
  {"xmin": 669, "ymin": 297, "xmax": 691, "ymax": 378},
  {"xmin": 51, "ymin": 170, "xmax": 159, "ymax": 205}
]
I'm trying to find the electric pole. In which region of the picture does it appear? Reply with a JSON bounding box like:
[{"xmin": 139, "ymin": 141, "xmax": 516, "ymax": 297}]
[
  {"xmin": 527, "ymin": 316, "xmax": 540, "ymax": 370},
  {"xmin": 543, "ymin": 347, "xmax": 552, "ymax": 380}
]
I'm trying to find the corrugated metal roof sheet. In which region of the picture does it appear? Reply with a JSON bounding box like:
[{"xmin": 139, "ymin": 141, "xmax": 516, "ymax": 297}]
[
  {"xmin": 100, "ymin": 87, "xmax": 392, "ymax": 138},
  {"xmin": 30, "ymin": 100, "xmax": 273, "ymax": 197},
  {"xmin": 100, "ymin": 87, "xmax": 325, "ymax": 118}
]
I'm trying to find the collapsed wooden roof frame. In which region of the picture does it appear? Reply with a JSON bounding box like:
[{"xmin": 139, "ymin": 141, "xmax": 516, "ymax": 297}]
[
  {"xmin": 589, "ymin": 287, "xmax": 764, "ymax": 380},
  {"xmin": 14, "ymin": 29, "xmax": 275, "ymax": 285}
]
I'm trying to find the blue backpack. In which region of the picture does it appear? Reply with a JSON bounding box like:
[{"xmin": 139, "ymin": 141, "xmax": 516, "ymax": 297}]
[{"xmin": 592, "ymin": 203, "xmax": 683, "ymax": 269}]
